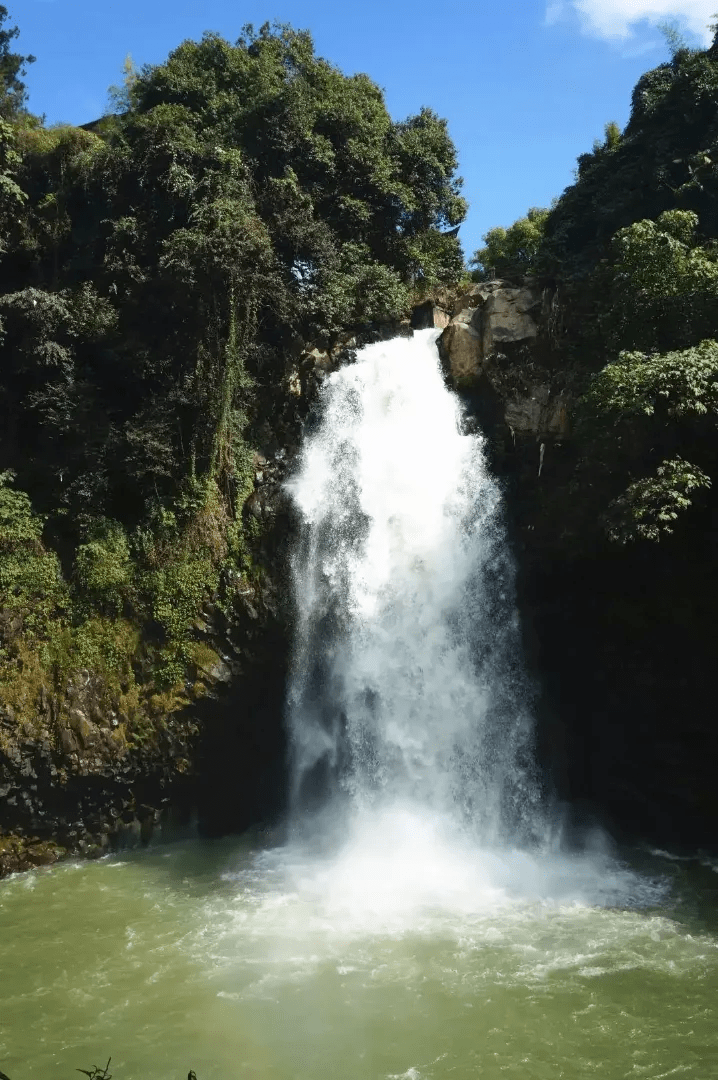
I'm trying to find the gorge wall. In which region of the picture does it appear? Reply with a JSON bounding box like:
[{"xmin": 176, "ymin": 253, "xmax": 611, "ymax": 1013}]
[
  {"xmin": 4, "ymin": 279, "xmax": 716, "ymax": 878},
  {"xmin": 436, "ymin": 281, "xmax": 718, "ymax": 851},
  {"xmin": 0, "ymin": 323, "xmax": 409, "ymax": 876}
]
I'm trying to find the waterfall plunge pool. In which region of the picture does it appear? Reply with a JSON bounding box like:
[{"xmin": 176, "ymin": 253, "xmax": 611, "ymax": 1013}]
[
  {"xmin": 1, "ymin": 821, "xmax": 717, "ymax": 1080},
  {"xmin": 3, "ymin": 331, "xmax": 717, "ymax": 1078}
]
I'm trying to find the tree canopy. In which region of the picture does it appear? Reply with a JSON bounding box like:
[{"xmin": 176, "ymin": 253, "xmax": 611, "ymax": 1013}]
[
  {"xmin": 0, "ymin": 5, "xmax": 34, "ymax": 118},
  {"xmin": 473, "ymin": 39, "xmax": 718, "ymax": 545},
  {"xmin": 1, "ymin": 21, "xmax": 467, "ymax": 509},
  {"xmin": 469, "ymin": 207, "xmax": 549, "ymax": 281},
  {"xmin": 0, "ymin": 21, "xmax": 467, "ymax": 725}
]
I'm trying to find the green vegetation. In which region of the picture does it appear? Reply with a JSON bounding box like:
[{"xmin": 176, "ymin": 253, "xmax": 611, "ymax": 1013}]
[
  {"xmin": 0, "ymin": 4, "xmax": 34, "ymax": 119},
  {"xmin": 470, "ymin": 206, "xmax": 550, "ymax": 281},
  {"xmin": 474, "ymin": 33, "xmax": 718, "ymax": 544},
  {"xmin": 0, "ymin": 17, "xmax": 466, "ymax": 736}
]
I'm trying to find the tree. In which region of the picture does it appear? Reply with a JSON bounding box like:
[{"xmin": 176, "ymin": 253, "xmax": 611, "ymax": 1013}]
[
  {"xmin": 0, "ymin": 6, "xmax": 34, "ymax": 118},
  {"xmin": 604, "ymin": 457, "xmax": 711, "ymax": 543},
  {"xmin": 107, "ymin": 54, "xmax": 138, "ymax": 114},
  {"xmin": 470, "ymin": 207, "xmax": 549, "ymax": 281},
  {"xmin": 656, "ymin": 20, "xmax": 691, "ymax": 60},
  {"xmin": 602, "ymin": 209, "xmax": 718, "ymax": 352},
  {"xmin": 0, "ymin": 22, "xmax": 469, "ymax": 707},
  {"xmin": 580, "ymin": 338, "xmax": 718, "ymax": 541},
  {"xmin": 128, "ymin": 25, "xmax": 466, "ymax": 299},
  {"xmin": 0, "ymin": 115, "xmax": 25, "ymax": 250},
  {"xmin": 543, "ymin": 46, "xmax": 718, "ymax": 272}
]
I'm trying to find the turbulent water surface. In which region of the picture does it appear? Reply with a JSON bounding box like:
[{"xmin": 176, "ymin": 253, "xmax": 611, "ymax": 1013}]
[
  {"xmin": 1, "ymin": 839, "xmax": 717, "ymax": 1079},
  {"xmin": 2, "ymin": 332, "xmax": 717, "ymax": 1079}
]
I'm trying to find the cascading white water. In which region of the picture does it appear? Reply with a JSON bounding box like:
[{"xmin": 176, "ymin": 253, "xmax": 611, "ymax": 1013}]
[
  {"xmin": 280, "ymin": 330, "xmax": 665, "ymax": 927},
  {"xmin": 286, "ymin": 330, "xmax": 542, "ymax": 849}
]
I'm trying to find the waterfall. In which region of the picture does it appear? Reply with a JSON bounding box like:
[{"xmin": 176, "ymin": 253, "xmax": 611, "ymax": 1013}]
[{"xmin": 286, "ymin": 330, "xmax": 542, "ymax": 848}]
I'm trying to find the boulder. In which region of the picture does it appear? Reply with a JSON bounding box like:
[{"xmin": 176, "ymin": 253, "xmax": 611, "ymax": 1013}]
[
  {"xmin": 439, "ymin": 280, "xmax": 568, "ymax": 439},
  {"xmin": 441, "ymin": 281, "xmax": 542, "ymax": 382},
  {"xmin": 438, "ymin": 305, "xmax": 483, "ymax": 381},
  {"xmin": 482, "ymin": 284, "xmax": 540, "ymax": 354}
]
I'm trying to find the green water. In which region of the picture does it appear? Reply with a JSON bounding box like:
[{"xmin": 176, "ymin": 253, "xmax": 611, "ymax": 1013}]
[{"xmin": 1, "ymin": 834, "xmax": 717, "ymax": 1080}]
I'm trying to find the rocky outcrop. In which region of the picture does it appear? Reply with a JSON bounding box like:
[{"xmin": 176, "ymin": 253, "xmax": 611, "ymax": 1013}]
[
  {"xmin": 438, "ymin": 280, "xmax": 570, "ymax": 441},
  {"xmin": 435, "ymin": 280, "xmax": 718, "ymax": 853},
  {"xmin": 503, "ymin": 387, "xmax": 570, "ymax": 440},
  {"xmin": 0, "ymin": 836, "xmax": 65, "ymax": 877},
  {"xmin": 0, "ymin": 451, "xmax": 293, "ymax": 875},
  {"xmin": 0, "ymin": 682, "xmax": 199, "ymax": 872},
  {"xmin": 442, "ymin": 281, "xmax": 540, "ymax": 377}
]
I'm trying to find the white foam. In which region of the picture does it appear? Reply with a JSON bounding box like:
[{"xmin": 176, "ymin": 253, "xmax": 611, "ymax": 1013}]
[
  {"xmin": 286, "ymin": 330, "xmax": 540, "ymax": 842},
  {"xmin": 276, "ymin": 331, "xmax": 668, "ymax": 947}
]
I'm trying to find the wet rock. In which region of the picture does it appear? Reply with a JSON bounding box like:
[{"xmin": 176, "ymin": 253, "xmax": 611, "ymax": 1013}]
[
  {"xmin": 305, "ymin": 346, "xmax": 333, "ymax": 372},
  {"xmin": 504, "ymin": 386, "xmax": 570, "ymax": 438},
  {"xmin": 287, "ymin": 370, "xmax": 302, "ymax": 396},
  {"xmin": 0, "ymin": 836, "xmax": 64, "ymax": 876}
]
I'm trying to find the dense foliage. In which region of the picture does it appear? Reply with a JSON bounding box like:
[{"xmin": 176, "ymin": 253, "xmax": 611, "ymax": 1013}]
[
  {"xmin": 0, "ymin": 4, "xmax": 34, "ymax": 119},
  {"xmin": 475, "ymin": 37, "xmax": 718, "ymax": 545},
  {"xmin": 0, "ymin": 18, "xmax": 466, "ymax": 731},
  {"xmin": 469, "ymin": 206, "xmax": 550, "ymax": 281}
]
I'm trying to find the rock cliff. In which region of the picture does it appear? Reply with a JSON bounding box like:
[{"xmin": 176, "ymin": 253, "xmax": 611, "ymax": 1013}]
[
  {"xmin": 2, "ymin": 283, "xmax": 716, "ymax": 877},
  {"xmin": 0, "ymin": 321, "xmax": 408, "ymax": 876},
  {"xmin": 439, "ymin": 280, "xmax": 570, "ymax": 440},
  {"xmin": 439, "ymin": 279, "xmax": 718, "ymax": 851}
]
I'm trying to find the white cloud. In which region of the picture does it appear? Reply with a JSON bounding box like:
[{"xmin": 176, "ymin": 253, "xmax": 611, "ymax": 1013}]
[{"xmin": 547, "ymin": 0, "xmax": 717, "ymax": 45}]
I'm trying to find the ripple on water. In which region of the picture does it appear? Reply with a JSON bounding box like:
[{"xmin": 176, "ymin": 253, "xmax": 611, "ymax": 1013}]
[{"xmin": 0, "ymin": 838, "xmax": 717, "ymax": 1080}]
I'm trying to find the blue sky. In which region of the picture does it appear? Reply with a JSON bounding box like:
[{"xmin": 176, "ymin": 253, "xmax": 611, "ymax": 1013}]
[{"xmin": 14, "ymin": 0, "xmax": 717, "ymax": 261}]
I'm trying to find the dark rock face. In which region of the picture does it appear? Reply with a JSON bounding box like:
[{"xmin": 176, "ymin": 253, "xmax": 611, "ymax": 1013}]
[
  {"xmin": 0, "ymin": 693, "xmax": 199, "ymax": 872},
  {"xmin": 192, "ymin": 483, "xmax": 294, "ymax": 840},
  {"xmin": 522, "ymin": 536, "xmax": 718, "ymax": 850},
  {"xmin": 0, "ymin": 317, "xmax": 411, "ymax": 878},
  {"xmin": 440, "ymin": 280, "xmax": 718, "ymax": 853},
  {"xmin": 410, "ymin": 300, "xmax": 451, "ymax": 330},
  {"xmin": 2, "ymin": 291, "xmax": 715, "ymax": 874}
]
